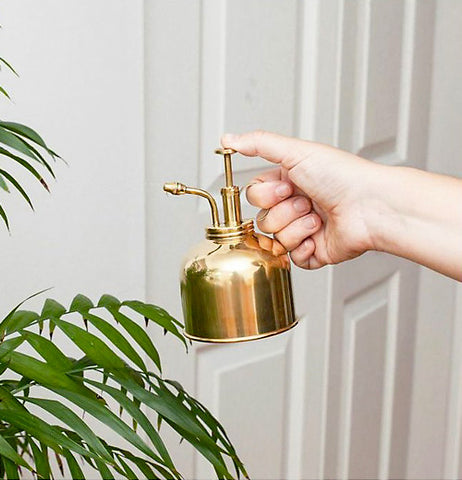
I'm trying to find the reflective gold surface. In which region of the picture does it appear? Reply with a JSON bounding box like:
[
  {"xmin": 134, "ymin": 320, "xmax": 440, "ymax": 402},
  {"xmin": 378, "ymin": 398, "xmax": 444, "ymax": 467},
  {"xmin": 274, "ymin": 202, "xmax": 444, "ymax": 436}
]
[
  {"xmin": 163, "ymin": 147, "xmax": 297, "ymax": 343},
  {"xmin": 180, "ymin": 231, "xmax": 297, "ymax": 342}
]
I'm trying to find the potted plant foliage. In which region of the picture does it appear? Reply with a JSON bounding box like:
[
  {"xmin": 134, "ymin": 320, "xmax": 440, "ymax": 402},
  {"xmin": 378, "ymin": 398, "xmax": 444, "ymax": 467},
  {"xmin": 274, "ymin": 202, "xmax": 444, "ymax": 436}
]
[{"xmin": 0, "ymin": 53, "xmax": 248, "ymax": 479}]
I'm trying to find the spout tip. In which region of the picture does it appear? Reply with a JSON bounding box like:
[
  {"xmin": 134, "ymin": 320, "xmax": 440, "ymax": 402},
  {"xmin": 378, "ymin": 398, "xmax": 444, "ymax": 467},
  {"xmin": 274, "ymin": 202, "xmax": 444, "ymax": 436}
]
[{"xmin": 163, "ymin": 182, "xmax": 186, "ymax": 195}]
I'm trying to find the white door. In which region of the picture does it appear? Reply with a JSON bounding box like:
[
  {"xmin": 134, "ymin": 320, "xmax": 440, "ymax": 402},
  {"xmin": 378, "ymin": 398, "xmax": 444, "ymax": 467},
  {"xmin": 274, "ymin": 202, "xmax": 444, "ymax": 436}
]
[{"xmin": 145, "ymin": 1, "xmax": 435, "ymax": 479}]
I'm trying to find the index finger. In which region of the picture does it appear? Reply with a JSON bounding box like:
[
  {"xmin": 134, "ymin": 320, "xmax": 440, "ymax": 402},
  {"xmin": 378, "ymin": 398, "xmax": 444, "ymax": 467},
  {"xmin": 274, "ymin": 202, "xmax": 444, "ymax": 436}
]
[{"xmin": 221, "ymin": 130, "xmax": 310, "ymax": 168}]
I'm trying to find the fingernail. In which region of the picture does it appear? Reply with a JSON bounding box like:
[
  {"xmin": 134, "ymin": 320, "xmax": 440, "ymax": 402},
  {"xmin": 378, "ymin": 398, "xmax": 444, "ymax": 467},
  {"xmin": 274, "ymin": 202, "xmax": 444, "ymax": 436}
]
[
  {"xmin": 275, "ymin": 183, "xmax": 291, "ymax": 198},
  {"xmin": 305, "ymin": 215, "xmax": 316, "ymax": 228},
  {"xmin": 222, "ymin": 133, "xmax": 238, "ymax": 145},
  {"xmin": 293, "ymin": 197, "xmax": 309, "ymax": 213}
]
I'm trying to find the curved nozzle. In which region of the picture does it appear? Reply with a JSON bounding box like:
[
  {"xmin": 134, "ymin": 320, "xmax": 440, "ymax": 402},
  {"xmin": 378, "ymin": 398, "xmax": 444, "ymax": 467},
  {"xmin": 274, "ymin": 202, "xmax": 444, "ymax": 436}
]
[
  {"xmin": 163, "ymin": 182, "xmax": 220, "ymax": 227},
  {"xmin": 163, "ymin": 182, "xmax": 187, "ymax": 195}
]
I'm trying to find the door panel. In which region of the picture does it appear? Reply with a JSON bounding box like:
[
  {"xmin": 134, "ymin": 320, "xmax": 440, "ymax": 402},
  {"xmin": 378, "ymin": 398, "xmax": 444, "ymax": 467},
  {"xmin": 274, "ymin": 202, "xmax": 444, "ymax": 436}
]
[
  {"xmin": 323, "ymin": 256, "xmax": 417, "ymax": 479},
  {"xmin": 195, "ymin": 334, "xmax": 294, "ymax": 479},
  {"xmin": 199, "ymin": 0, "xmax": 298, "ymax": 194},
  {"xmin": 144, "ymin": 1, "xmax": 435, "ymax": 478},
  {"xmin": 338, "ymin": 0, "xmax": 411, "ymax": 164}
]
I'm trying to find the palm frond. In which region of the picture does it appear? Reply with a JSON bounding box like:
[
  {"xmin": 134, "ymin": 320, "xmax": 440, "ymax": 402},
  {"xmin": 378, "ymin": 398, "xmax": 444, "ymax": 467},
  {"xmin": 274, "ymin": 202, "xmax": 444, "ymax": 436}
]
[
  {"xmin": 0, "ymin": 121, "xmax": 60, "ymax": 231},
  {"xmin": 0, "ymin": 294, "xmax": 249, "ymax": 480}
]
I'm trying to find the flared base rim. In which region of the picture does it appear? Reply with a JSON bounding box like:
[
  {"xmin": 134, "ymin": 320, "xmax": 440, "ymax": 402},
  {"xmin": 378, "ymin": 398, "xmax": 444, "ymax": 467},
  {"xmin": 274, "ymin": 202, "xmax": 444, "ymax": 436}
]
[{"xmin": 184, "ymin": 319, "xmax": 299, "ymax": 344}]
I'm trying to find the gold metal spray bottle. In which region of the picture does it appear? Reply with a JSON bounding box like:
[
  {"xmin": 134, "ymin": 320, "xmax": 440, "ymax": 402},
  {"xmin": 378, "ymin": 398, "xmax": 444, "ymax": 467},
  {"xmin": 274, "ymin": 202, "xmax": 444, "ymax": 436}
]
[{"xmin": 164, "ymin": 148, "xmax": 297, "ymax": 343}]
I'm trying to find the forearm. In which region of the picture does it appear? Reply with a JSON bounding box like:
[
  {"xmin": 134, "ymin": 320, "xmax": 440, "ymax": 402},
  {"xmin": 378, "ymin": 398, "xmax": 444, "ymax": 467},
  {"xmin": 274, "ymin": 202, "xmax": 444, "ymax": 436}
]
[{"xmin": 369, "ymin": 165, "xmax": 462, "ymax": 281}]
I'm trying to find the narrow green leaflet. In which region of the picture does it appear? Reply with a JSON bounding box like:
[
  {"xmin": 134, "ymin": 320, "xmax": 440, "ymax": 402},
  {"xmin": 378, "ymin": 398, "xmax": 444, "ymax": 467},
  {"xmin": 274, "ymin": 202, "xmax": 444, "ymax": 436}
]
[
  {"xmin": 5, "ymin": 351, "xmax": 96, "ymax": 398},
  {"xmin": 0, "ymin": 386, "xmax": 29, "ymax": 412},
  {"xmin": 54, "ymin": 388, "xmax": 168, "ymax": 469},
  {"xmin": 0, "ymin": 337, "xmax": 24, "ymax": 361},
  {"xmin": 0, "ymin": 288, "xmax": 52, "ymax": 336},
  {"xmin": 0, "ymin": 127, "xmax": 43, "ymax": 165},
  {"xmin": 81, "ymin": 312, "xmax": 147, "ymax": 372},
  {"xmin": 29, "ymin": 438, "xmax": 51, "ymax": 480},
  {"xmin": 116, "ymin": 456, "xmax": 138, "ymax": 480},
  {"xmin": 162, "ymin": 417, "xmax": 233, "ymax": 480},
  {"xmin": 41, "ymin": 297, "xmax": 66, "ymax": 319},
  {"xmin": 0, "ymin": 435, "xmax": 32, "ymax": 471},
  {"xmin": 0, "ymin": 147, "xmax": 48, "ymax": 190},
  {"xmin": 21, "ymin": 331, "xmax": 73, "ymax": 371},
  {"xmin": 110, "ymin": 375, "xmax": 235, "ymax": 478},
  {"xmin": 0, "ymin": 409, "xmax": 98, "ymax": 460},
  {"xmin": 69, "ymin": 293, "xmax": 94, "ymax": 313},
  {"xmin": 110, "ymin": 448, "xmax": 162, "ymax": 480},
  {"xmin": 94, "ymin": 458, "xmax": 114, "ymax": 480},
  {"xmin": 97, "ymin": 294, "xmax": 121, "ymax": 310},
  {"xmin": 69, "ymin": 355, "xmax": 97, "ymax": 373},
  {"xmin": 2, "ymin": 457, "xmax": 19, "ymax": 480},
  {"xmin": 122, "ymin": 301, "xmax": 187, "ymax": 348},
  {"xmin": 52, "ymin": 317, "xmax": 127, "ymax": 371},
  {"xmin": 23, "ymin": 397, "xmax": 113, "ymax": 463},
  {"xmin": 0, "ymin": 120, "xmax": 59, "ymax": 158},
  {"xmin": 109, "ymin": 309, "xmax": 161, "ymax": 372},
  {"xmin": 0, "ymin": 127, "xmax": 56, "ymax": 179},
  {"xmin": 10, "ymin": 133, "xmax": 56, "ymax": 177},
  {"xmin": 68, "ymin": 297, "xmax": 153, "ymax": 371},
  {"xmin": 84, "ymin": 378, "xmax": 176, "ymax": 473},
  {"xmin": 4, "ymin": 310, "xmax": 39, "ymax": 335},
  {"xmin": 0, "ymin": 168, "xmax": 34, "ymax": 209},
  {"xmin": 61, "ymin": 448, "xmax": 85, "ymax": 480}
]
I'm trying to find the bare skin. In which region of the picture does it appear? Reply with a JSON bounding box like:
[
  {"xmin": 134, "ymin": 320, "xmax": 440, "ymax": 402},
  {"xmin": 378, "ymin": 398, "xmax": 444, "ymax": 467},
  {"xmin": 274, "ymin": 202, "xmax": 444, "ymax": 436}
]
[{"xmin": 221, "ymin": 130, "xmax": 462, "ymax": 282}]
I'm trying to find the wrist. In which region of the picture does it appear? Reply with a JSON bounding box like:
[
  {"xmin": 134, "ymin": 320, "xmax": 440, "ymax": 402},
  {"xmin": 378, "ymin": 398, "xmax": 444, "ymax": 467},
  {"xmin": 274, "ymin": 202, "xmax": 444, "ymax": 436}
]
[{"xmin": 361, "ymin": 163, "xmax": 403, "ymax": 255}]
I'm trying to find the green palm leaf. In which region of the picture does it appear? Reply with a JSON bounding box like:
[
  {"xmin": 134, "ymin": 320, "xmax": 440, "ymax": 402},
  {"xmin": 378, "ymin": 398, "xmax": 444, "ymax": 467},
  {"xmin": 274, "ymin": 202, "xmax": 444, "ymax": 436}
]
[
  {"xmin": 23, "ymin": 397, "xmax": 113, "ymax": 463},
  {"xmin": 0, "ymin": 168, "xmax": 34, "ymax": 210},
  {"xmin": 0, "ymin": 126, "xmax": 55, "ymax": 178},
  {"xmin": 61, "ymin": 448, "xmax": 85, "ymax": 479},
  {"xmin": 0, "ymin": 435, "xmax": 31, "ymax": 471},
  {"xmin": 29, "ymin": 438, "xmax": 51, "ymax": 480},
  {"xmin": 109, "ymin": 308, "xmax": 162, "ymax": 372},
  {"xmin": 84, "ymin": 378, "xmax": 175, "ymax": 471},
  {"xmin": 0, "ymin": 147, "xmax": 49, "ymax": 191},
  {"xmin": 122, "ymin": 300, "xmax": 187, "ymax": 348},
  {"xmin": 0, "ymin": 121, "xmax": 60, "ymax": 158},
  {"xmin": 0, "ymin": 116, "xmax": 58, "ymax": 230},
  {"xmin": 0, "ymin": 293, "xmax": 249, "ymax": 479}
]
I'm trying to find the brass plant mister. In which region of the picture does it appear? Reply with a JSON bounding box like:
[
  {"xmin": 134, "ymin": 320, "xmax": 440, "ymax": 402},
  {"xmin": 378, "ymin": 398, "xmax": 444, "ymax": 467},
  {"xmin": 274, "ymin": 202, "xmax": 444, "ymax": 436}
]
[{"xmin": 163, "ymin": 148, "xmax": 297, "ymax": 343}]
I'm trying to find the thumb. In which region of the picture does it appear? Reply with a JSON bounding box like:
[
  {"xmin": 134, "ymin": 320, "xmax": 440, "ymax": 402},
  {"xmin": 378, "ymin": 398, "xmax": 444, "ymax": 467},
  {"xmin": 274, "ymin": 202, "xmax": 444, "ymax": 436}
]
[{"xmin": 221, "ymin": 130, "xmax": 311, "ymax": 168}]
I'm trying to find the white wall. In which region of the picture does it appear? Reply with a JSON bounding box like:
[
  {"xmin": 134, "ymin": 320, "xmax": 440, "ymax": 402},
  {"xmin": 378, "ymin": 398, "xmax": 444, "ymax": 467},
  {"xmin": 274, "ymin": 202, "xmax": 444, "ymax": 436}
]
[
  {"xmin": 408, "ymin": 1, "xmax": 462, "ymax": 478},
  {"xmin": 0, "ymin": 0, "xmax": 146, "ymax": 314},
  {"xmin": 0, "ymin": 3, "xmax": 146, "ymax": 476}
]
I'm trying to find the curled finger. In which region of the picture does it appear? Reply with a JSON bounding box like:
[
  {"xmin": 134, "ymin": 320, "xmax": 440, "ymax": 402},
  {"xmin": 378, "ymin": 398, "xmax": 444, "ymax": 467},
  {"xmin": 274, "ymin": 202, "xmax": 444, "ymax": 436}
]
[{"xmin": 274, "ymin": 213, "xmax": 321, "ymax": 251}]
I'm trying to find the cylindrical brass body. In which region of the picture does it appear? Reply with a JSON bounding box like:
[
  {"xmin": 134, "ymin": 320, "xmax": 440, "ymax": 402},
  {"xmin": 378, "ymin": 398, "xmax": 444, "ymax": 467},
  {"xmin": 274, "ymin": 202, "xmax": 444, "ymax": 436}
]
[{"xmin": 180, "ymin": 231, "xmax": 297, "ymax": 343}]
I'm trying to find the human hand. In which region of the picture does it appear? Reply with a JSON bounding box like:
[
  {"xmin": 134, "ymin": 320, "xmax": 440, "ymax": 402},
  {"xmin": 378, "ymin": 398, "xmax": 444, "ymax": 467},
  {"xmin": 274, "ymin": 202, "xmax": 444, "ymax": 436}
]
[{"xmin": 221, "ymin": 130, "xmax": 383, "ymax": 270}]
